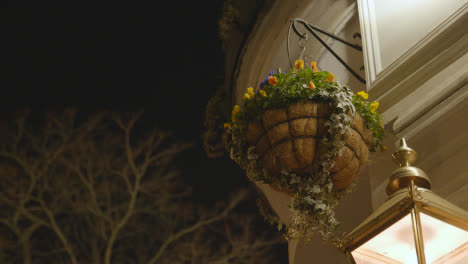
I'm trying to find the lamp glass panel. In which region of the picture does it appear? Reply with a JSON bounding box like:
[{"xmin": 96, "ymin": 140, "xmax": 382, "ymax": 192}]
[
  {"xmin": 420, "ymin": 212, "xmax": 468, "ymax": 264},
  {"xmin": 351, "ymin": 213, "xmax": 418, "ymax": 264}
]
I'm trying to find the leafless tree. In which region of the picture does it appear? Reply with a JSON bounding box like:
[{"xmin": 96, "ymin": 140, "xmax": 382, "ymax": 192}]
[{"xmin": 0, "ymin": 110, "xmax": 284, "ymax": 264}]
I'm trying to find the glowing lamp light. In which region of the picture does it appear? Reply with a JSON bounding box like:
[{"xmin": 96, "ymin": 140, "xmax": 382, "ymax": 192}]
[{"xmin": 341, "ymin": 138, "xmax": 468, "ymax": 264}]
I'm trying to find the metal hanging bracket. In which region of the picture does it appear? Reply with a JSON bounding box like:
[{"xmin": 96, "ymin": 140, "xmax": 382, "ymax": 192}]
[{"xmin": 287, "ymin": 18, "xmax": 366, "ymax": 84}]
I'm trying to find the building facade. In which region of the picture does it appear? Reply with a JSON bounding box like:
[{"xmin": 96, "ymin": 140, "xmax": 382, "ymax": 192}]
[{"xmin": 212, "ymin": 0, "xmax": 468, "ymax": 262}]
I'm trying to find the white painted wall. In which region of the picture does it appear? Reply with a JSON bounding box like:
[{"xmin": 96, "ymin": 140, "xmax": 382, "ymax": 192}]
[
  {"xmin": 358, "ymin": 0, "xmax": 468, "ymax": 88},
  {"xmin": 361, "ymin": 2, "xmax": 468, "ymax": 212},
  {"xmin": 373, "ymin": 0, "xmax": 466, "ymax": 71}
]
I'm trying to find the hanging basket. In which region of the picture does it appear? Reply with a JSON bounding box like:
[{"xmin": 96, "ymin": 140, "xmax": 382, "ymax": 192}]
[
  {"xmin": 246, "ymin": 101, "xmax": 373, "ymax": 190},
  {"xmin": 224, "ymin": 61, "xmax": 385, "ymax": 241}
]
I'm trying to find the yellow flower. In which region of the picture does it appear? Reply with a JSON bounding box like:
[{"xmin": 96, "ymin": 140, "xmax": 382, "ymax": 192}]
[
  {"xmin": 243, "ymin": 93, "xmax": 251, "ymax": 100},
  {"xmin": 232, "ymin": 105, "xmax": 240, "ymax": 115},
  {"xmin": 268, "ymin": 76, "xmax": 278, "ymax": 86},
  {"xmin": 370, "ymin": 101, "xmax": 379, "ymax": 113},
  {"xmin": 231, "ymin": 105, "xmax": 240, "ymax": 122},
  {"xmin": 380, "ymin": 145, "xmax": 387, "ymax": 152},
  {"xmin": 295, "ymin": 60, "xmax": 304, "ymax": 70},
  {"xmin": 308, "ymin": 81, "xmax": 316, "ymax": 89},
  {"xmin": 247, "ymin": 87, "xmax": 255, "ymax": 97},
  {"xmin": 326, "ymin": 74, "xmax": 335, "ymax": 82},
  {"xmin": 223, "ymin": 123, "xmax": 232, "ymax": 130},
  {"xmin": 357, "ymin": 91, "xmax": 369, "ymax": 100},
  {"xmin": 259, "ymin": 89, "xmax": 267, "ymax": 97},
  {"xmin": 311, "ymin": 61, "xmax": 318, "ymax": 72}
]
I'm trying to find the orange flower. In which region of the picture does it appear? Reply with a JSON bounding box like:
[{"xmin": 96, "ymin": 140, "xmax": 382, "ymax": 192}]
[
  {"xmin": 308, "ymin": 81, "xmax": 316, "ymax": 89},
  {"xmin": 223, "ymin": 123, "xmax": 232, "ymax": 130},
  {"xmin": 294, "ymin": 60, "xmax": 304, "ymax": 71},
  {"xmin": 268, "ymin": 76, "xmax": 278, "ymax": 85},
  {"xmin": 311, "ymin": 61, "xmax": 318, "ymax": 72},
  {"xmin": 326, "ymin": 74, "xmax": 335, "ymax": 82}
]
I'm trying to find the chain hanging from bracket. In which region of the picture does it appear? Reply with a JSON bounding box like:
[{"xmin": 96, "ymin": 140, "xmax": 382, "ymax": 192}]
[
  {"xmin": 297, "ymin": 34, "xmax": 308, "ymax": 61},
  {"xmin": 287, "ymin": 18, "xmax": 366, "ymax": 84}
]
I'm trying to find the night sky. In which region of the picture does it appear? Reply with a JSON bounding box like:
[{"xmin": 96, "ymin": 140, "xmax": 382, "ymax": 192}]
[
  {"xmin": 4, "ymin": 1, "xmax": 248, "ymax": 201},
  {"xmin": 2, "ymin": 2, "xmax": 290, "ymax": 262}
]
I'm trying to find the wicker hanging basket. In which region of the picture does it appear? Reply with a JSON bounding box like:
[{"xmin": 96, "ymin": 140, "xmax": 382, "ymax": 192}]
[{"xmin": 246, "ymin": 101, "xmax": 373, "ymax": 190}]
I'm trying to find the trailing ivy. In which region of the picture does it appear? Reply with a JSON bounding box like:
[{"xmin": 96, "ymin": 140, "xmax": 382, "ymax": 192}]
[{"xmin": 224, "ymin": 61, "xmax": 385, "ymax": 243}]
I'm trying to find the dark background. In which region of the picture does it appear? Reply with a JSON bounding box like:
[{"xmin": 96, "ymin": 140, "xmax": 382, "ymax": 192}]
[
  {"xmin": 3, "ymin": 2, "xmax": 289, "ymax": 262},
  {"xmin": 4, "ymin": 1, "xmax": 248, "ymax": 201}
]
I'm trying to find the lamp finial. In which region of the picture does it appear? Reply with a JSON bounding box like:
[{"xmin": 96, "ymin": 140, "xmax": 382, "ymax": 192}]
[
  {"xmin": 392, "ymin": 138, "xmax": 417, "ymax": 167},
  {"xmin": 386, "ymin": 138, "xmax": 431, "ymax": 195}
]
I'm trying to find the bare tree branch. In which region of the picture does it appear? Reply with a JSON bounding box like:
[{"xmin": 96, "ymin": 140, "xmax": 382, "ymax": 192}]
[
  {"xmin": 0, "ymin": 110, "xmax": 285, "ymax": 264},
  {"xmin": 148, "ymin": 190, "xmax": 248, "ymax": 264}
]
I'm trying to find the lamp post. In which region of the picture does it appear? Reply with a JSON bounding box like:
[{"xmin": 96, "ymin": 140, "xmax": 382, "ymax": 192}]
[{"xmin": 341, "ymin": 138, "xmax": 468, "ymax": 264}]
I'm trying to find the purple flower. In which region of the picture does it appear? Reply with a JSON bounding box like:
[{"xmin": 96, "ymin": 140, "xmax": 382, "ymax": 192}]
[{"xmin": 259, "ymin": 70, "xmax": 277, "ymax": 89}]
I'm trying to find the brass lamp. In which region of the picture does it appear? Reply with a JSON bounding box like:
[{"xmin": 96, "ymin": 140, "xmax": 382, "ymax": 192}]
[{"xmin": 341, "ymin": 138, "xmax": 468, "ymax": 264}]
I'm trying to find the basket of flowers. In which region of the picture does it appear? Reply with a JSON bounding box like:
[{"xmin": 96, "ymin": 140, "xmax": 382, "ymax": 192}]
[{"xmin": 224, "ymin": 60, "xmax": 385, "ymax": 241}]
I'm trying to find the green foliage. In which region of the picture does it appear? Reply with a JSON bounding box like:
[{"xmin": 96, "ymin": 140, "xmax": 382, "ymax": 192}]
[
  {"xmin": 352, "ymin": 94, "xmax": 385, "ymax": 151},
  {"xmin": 224, "ymin": 64, "xmax": 386, "ymax": 243}
]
